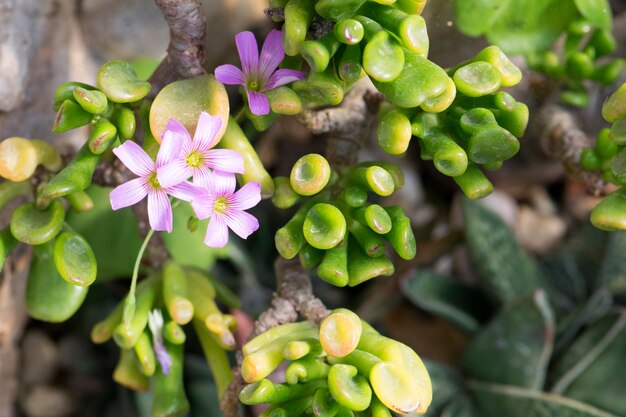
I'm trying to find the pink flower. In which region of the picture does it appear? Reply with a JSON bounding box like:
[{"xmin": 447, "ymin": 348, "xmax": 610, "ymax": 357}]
[
  {"xmin": 109, "ymin": 140, "xmax": 200, "ymax": 232},
  {"xmin": 192, "ymin": 170, "xmax": 261, "ymax": 248},
  {"xmin": 156, "ymin": 112, "xmax": 244, "ymax": 189},
  {"xmin": 215, "ymin": 30, "xmax": 306, "ymax": 116}
]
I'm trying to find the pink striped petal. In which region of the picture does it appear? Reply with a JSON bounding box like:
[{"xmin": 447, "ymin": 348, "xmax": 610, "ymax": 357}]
[
  {"xmin": 236, "ymin": 31, "xmax": 259, "ymax": 77},
  {"xmin": 204, "ymin": 215, "xmax": 229, "ymax": 248},
  {"xmin": 168, "ymin": 181, "xmax": 205, "ymax": 202},
  {"xmin": 204, "ymin": 149, "xmax": 245, "ymax": 174},
  {"xmin": 247, "ymin": 90, "xmax": 270, "ymax": 116},
  {"xmin": 215, "ymin": 64, "xmax": 246, "ymax": 85},
  {"xmin": 109, "ymin": 177, "xmax": 149, "ymax": 210},
  {"xmin": 210, "ymin": 170, "xmax": 237, "ymax": 196},
  {"xmin": 191, "ymin": 193, "xmax": 215, "ymax": 220},
  {"xmin": 113, "ymin": 141, "xmax": 155, "ymax": 177},
  {"xmin": 193, "ymin": 112, "xmax": 223, "ymax": 151},
  {"xmin": 265, "ymin": 69, "xmax": 307, "ymax": 90},
  {"xmin": 224, "ymin": 210, "xmax": 259, "ymax": 240},
  {"xmin": 230, "ymin": 182, "xmax": 261, "ymax": 210},
  {"xmin": 157, "ymin": 125, "xmax": 186, "ymax": 168},
  {"xmin": 147, "ymin": 190, "xmax": 173, "ymax": 232},
  {"xmin": 192, "ymin": 167, "xmax": 213, "ymax": 190},
  {"xmin": 157, "ymin": 159, "xmax": 192, "ymax": 188},
  {"xmin": 259, "ymin": 30, "xmax": 285, "ymax": 82}
]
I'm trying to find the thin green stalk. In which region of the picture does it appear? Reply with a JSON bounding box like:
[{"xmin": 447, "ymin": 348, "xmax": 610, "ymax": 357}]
[
  {"xmin": 234, "ymin": 107, "xmax": 247, "ymax": 124},
  {"xmin": 193, "ymin": 318, "xmax": 233, "ymax": 398},
  {"xmin": 123, "ymin": 228, "xmax": 156, "ymax": 326}
]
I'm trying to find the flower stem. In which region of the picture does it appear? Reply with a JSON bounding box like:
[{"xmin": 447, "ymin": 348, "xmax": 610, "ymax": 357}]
[
  {"xmin": 122, "ymin": 228, "xmax": 156, "ymax": 326},
  {"xmin": 234, "ymin": 107, "xmax": 247, "ymax": 124}
]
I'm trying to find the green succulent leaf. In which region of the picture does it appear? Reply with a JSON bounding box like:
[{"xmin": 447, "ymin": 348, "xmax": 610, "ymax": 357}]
[
  {"xmin": 461, "ymin": 290, "xmax": 555, "ymax": 389},
  {"xmin": 96, "ymin": 60, "xmax": 151, "ymax": 103},
  {"xmin": 574, "ymin": 0, "xmax": 612, "ymax": 29},
  {"xmin": 452, "ymin": 0, "xmax": 578, "ymax": 56}
]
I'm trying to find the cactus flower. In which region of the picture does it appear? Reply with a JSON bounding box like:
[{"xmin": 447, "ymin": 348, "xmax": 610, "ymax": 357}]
[
  {"xmin": 192, "ymin": 170, "xmax": 261, "ymax": 248},
  {"xmin": 215, "ymin": 30, "xmax": 306, "ymax": 115}
]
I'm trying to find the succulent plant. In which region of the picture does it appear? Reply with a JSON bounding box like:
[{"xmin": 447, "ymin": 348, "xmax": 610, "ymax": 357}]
[{"xmin": 402, "ymin": 199, "xmax": 626, "ymax": 417}]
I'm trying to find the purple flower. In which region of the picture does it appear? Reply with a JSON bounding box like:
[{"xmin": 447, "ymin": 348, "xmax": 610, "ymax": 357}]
[
  {"xmin": 156, "ymin": 112, "xmax": 245, "ymax": 189},
  {"xmin": 148, "ymin": 310, "xmax": 172, "ymax": 376},
  {"xmin": 215, "ymin": 30, "xmax": 306, "ymax": 116},
  {"xmin": 109, "ymin": 140, "xmax": 200, "ymax": 232},
  {"xmin": 192, "ymin": 170, "xmax": 261, "ymax": 248}
]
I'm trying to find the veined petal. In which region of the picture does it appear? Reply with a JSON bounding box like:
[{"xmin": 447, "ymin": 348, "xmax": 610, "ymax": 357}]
[
  {"xmin": 109, "ymin": 177, "xmax": 149, "ymax": 210},
  {"xmin": 157, "ymin": 125, "xmax": 186, "ymax": 168},
  {"xmin": 259, "ymin": 29, "xmax": 285, "ymax": 82},
  {"xmin": 192, "ymin": 167, "xmax": 213, "ymax": 190},
  {"xmin": 204, "ymin": 149, "xmax": 245, "ymax": 174},
  {"xmin": 265, "ymin": 69, "xmax": 307, "ymax": 90},
  {"xmin": 224, "ymin": 210, "xmax": 259, "ymax": 240},
  {"xmin": 113, "ymin": 141, "xmax": 155, "ymax": 177},
  {"xmin": 235, "ymin": 31, "xmax": 259, "ymax": 77},
  {"xmin": 215, "ymin": 64, "xmax": 246, "ymax": 85},
  {"xmin": 191, "ymin": 193, "xmax": 215, "ymax": 220},
  {"xmin": 246, "ymin": 90, "xmax": 270, "ymax": 116},
  {"xmin": 148, "ymin": 190, "xmax": 173, "ymax": 232},
  {"xmin": 204, "ymin": 215, "xmax": 229, "ymax": 248},
  {"xmin": 193, "ymin": 112, "xmax": 223, "ymax": 151},
  {"xmin": 157, "ymin": 159, "xmax": 192, "ymax": 188},
  {"xmin": 211, "ymin": 170, "xmax": 237, "ymax": 196},
  {"xmin": 168, "ymin": 181, "xmax": 205, "ymax": 202},
  {"xmin": 229, "ymin": 181, "xmax": 261, "ymax": 210}
]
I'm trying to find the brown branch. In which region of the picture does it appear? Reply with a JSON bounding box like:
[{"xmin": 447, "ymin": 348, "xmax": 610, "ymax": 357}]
[
  {"xmin": 220, "ymin": 257, "xmax": 330, "ymax": 417},
  {"xmin": 148, "ymin": 0, "xmax": 207, "ymax": 95},
  {"xmin": 538, "ymin": 104, "xmax": 607, "ymax": 195},
  {"xmin": 298, "ymin": 77, "xmax": 383, "ymax": 167}
]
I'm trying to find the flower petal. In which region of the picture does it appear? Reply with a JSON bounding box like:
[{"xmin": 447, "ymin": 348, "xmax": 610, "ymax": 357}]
[
  {"xmin": 157, "ymin": 159, "xmax": 192, "ymax": 188},
  {"xmin": 259, "ymin": 29, "xmax": 285, "ymax": 82},
  {"xmin": 215, "ymin": 64, "xmax": 246, "ymax": 85},
  {"xmin": 157, "ymin": 123, "xmax": 187, "ymax": 168},
  {"xmin": 204, "ymin": 215, "xmax": 229, "ymax": 248},
  {"xmin": 265, "ymin": 69, "xmax": 307, "ymax": 90},
  {"xmin": 235, "ymin": 31, "xmax": 259, "ymax": 77},
  {"xmin": 210, "ymin": 170, "xmax": 237, "ymax": 196},
  {"xmin": 204, "ymin": 149, "xmax": 245, "ymax": 174},
  {"xmin": 109, "ymin": 177, "xmax": 149, "ymax": 210},
  {"xmin": 113, "ymin": 141, "xmax": 155, "ymax": 177},
  {"xmin": 193, "ymin": 111, "xmax": 223, "ymax": 151},
  {"xmin": 224, "ymin": 210, "xmax": 259, "ymax": 240},
  {"xmin": 192, "ymin": 167, "xmax": 213, "ymax": 190},
  {"xmin": 230, "ymin": 182, "xmax": 261, "ymax": 210},
  {"xmin": 191, "ymin": 193, "xmax": 215, "ymax": 220},
  {"xmin": 147, "ymin": 190, "xmax": 173, "ymax": 232},
  {"xmin": 168, "ymin": 181, "xmax": 205, "ymax": 202},
  {"xmin": 246, "ymin": 90, "xmax": 270, "ymax": 116}
]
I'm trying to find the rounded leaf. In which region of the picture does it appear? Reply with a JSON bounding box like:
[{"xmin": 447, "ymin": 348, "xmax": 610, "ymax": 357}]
[
  {"xmin": 327, "ymin": 364, "xmax": 372, "ymax": 411},
  {"xmin": 97, "ymin": 60, "xmax": 151, "ymax": 103},
  {"xmin": 453, "ymin": 62, "xmax": 502, "ymax": 98},
  {"xmin": 290, "ymin": 154, "xmax": 331, "ymax": 196},
  {"xmin": 53, "ymin": 232, "xmax": 97, "ymax": 286},
  {"xmin": 303, "ymin": 203, "xmax": 347, "ymax": 250},
  {"xmin": 320, "ymin": 309, "xmax": 362, "ymax": 357},
  {"xmin": 150, "ymin": 75, "xmax": 229, "ymax": 143},
  {"xmin": 10, "ymin": 200, "xmax": 65, "ymax": 245}
]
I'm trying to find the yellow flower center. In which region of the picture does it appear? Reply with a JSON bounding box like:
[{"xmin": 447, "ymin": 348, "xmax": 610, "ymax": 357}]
[
  {"xmin": 149, "ymin": 173, "xmax": 161, "ymax": 189},
  {"xmin": 214, "ymin": 196, "xmax": 228, "ymax": 214},
  {"xmin": 186, "ymin": 151, "xmax": 203, "ymax": 168}
]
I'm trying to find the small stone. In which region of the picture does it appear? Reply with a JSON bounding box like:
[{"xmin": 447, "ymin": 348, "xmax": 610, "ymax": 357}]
[
  {"xmin": 21, "ymin": 330, "xmax": 59, "ymax": 387},
  {"xmin": 21, "ymin": 386, "xmax": 75, "ymax": 417}
]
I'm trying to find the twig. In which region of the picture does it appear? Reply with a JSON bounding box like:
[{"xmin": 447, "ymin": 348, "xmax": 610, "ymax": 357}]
[
  {"xmin": 298, "ymin": 77, "xmax": 384, "ymax": 167},
  {"xmin": 538, "ymin": 104, "xmax": 606, "ymax": 195},
  {"xmin": 149, "ymin": 0, "xmax": 207, "ymax": 96},
  {"xmin": 220, "ymin": 257, "xmax": 330, "ymax": 417}
]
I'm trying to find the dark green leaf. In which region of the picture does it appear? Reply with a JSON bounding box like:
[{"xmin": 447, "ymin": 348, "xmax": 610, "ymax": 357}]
[
  {"xmin": 422, "ymin": 360, "xmax": 465, "ymax": 416},
  {"xmin": 66, "ymin": 185, "xmax": 142, "ymax": 280},
  {"xmin": 461, "ymin": 290, "xmax": 554, "ymax": 389},
  {"xmin": 597, "ymin": 231, "xmax": 626, "ymax": 293},
  {"xmin": 401, "ymin": 270, "xmax": 491, "ymax": 333},
  {"xmin": 462, "ymin": 199, "xmax": 547, "ymax": 304},
  {"xmin": 469, "ymin": 381, "xmax": 619, "ymax": 417}
]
